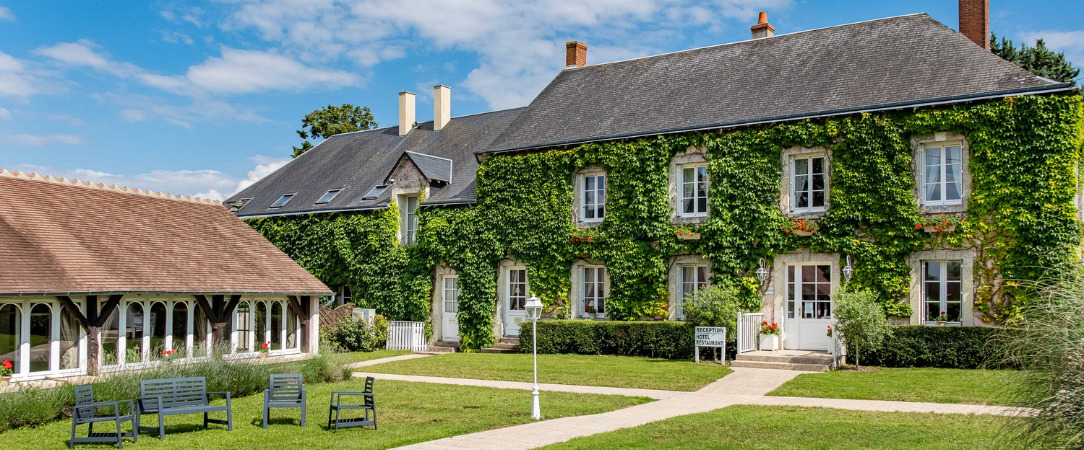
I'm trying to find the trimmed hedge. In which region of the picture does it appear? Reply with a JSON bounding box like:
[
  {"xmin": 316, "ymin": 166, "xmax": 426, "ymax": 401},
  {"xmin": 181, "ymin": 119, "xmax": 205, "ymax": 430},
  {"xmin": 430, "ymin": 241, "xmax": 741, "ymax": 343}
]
[
  {"xmin": 849, "ymin": 326, "xmax": 1018, "ymax": 369},
  {"xmin": 518, "ymin": 320, "xmax": 736, "ymax": 360}
]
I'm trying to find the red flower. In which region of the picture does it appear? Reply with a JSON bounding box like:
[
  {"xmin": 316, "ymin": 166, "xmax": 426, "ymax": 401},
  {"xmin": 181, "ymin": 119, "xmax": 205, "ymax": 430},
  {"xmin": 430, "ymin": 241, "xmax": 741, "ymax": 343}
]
[
  {"xmin": 262, "ymin": 342, "xmax": 270, "ymax": 349},
  {"xmin": 1, "ymin": 360, "xmax": 11, "ymax": 370},
  {"xmin": 915, "ymin": 224, "xmax": 922, "ymax": 229}
]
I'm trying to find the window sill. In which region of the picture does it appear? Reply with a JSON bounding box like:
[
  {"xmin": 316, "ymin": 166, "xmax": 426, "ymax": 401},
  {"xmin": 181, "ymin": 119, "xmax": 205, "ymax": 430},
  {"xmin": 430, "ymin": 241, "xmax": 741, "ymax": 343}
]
[
  {"xmin": 919, "ymin": 202, "xmax": 966, "ymax": 214},
  {"xmin": 923, "ymin": 321, "xmax": 962, "ymax": 326}
]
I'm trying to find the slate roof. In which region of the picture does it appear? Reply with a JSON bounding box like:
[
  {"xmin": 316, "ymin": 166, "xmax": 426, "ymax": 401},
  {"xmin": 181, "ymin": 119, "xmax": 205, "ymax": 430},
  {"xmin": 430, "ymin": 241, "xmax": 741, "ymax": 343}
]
[
  {"xmin": 0, "ymin": 170, "xmax": 332, "ymax": 296},
  {"xmin": 229, "ymin": 107, "xmax": 523, "ymax": 217},
  {"xmin": 482, "ymin": 14, "xmax": 1074, "ymax": 154}
]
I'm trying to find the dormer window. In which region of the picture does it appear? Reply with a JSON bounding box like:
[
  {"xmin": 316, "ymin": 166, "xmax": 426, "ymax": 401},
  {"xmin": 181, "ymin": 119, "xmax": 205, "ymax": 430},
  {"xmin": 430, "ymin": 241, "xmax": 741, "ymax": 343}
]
[
  {"xmin": 362, "ymin": 185, "xmax": 389, "ymax": 200},
  {"xmin": 270, "ymin": 194, "xmax": 295, "ymax": 208},
  {"xmin": 316, "ymin": 189, "xmax": 342, "ymax": 204}
]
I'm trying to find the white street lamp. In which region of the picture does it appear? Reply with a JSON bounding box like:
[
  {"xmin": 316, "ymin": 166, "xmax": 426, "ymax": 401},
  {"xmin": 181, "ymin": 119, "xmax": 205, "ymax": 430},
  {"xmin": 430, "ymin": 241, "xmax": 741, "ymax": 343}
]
[{"xmin": 525, "ymin": 295, "xmax": 543, "ymax": 420}]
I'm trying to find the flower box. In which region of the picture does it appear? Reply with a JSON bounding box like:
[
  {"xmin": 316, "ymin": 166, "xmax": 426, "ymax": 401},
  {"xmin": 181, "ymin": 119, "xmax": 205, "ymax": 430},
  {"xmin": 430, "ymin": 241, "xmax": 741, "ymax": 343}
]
[
  {"xmin": 759, "ymin": 334, "xmax": 779, "ymax": 351},
  {"xmin": 793, "ymin": 229, "xmax": 815, "ymax": 237},
  {"xmin": 675, "ymin": 231, "xmax": 701, "ymax": 240},
  {"xmin": 923, "ymin": 224, "xmax": 956, "ymax": 233}
]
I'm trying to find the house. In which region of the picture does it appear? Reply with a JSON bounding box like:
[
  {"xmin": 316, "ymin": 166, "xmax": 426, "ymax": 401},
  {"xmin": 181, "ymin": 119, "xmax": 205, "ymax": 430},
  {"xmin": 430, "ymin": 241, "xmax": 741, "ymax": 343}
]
[
  {"xmin": 0, "ymin": 169, "xmax": 331, "ymax": 380},
  {"xmin": 229, "ymin": 0, "xmax": 1083, "ymax": 352}
]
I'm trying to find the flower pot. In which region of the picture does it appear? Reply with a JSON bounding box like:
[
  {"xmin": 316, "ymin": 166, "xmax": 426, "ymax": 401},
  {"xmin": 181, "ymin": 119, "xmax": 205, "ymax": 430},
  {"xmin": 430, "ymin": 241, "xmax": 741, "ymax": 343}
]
[
  {"xmin": 675, "ymin": 232, "xmax": 701, "ymax": 240},
  {"xmin": 259, "ymin": 352, "xmax": 269, "ymax": 358},
  {"xmin": 793, "ymin": 229, "xmax": 815, "ymax": 237},
  {"xmin": 923, "ymin": 224, "xmax": 956, "ymax": 233},
  {"xmin": 758, "ymin": 334, "xmax": 779, "ymax": 351},
  {"xmin": 935, "ymin": 321, "xmax": 947, "ymax": 326},
  {"xmin": 0, "ymin": 377, "xmax": 9, "ymax": 388}
]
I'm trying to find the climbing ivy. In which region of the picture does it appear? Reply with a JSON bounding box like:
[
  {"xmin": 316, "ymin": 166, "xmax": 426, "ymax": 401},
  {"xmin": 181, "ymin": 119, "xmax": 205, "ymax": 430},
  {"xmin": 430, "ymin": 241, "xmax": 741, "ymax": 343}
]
[{"xmin": 248, "ymin": 92, "xmax": 1083, "ymax": 349}]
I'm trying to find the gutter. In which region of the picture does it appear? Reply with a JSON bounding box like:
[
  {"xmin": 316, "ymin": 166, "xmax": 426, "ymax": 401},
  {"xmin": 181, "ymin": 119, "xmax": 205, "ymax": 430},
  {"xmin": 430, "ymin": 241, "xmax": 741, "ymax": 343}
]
[
  {"xmin": 237, "ymin": 204, "xmax": 388, "ymax": 219},
  {"xmin": 420, "ymin": 199, "xmax": 476, "ymax": 208},
  {"xmin": 477, "ymin": 83, "xmax": 1078, "ymax": 156}
]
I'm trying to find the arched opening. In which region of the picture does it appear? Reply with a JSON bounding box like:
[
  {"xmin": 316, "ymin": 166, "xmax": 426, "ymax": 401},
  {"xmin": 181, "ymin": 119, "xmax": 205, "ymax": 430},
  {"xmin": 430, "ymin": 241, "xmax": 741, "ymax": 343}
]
[
  {"xmin": 101, "ymin": 307, "xmax": 120, "ymax": 365},
  {"xmin": 235, "ymin": 302, "xmax": 252, "ymax": 353},
  {"xmin": 0, "ymin": 304, "xmax": 21, "ymax": 374},
  {"xmin": 193, "ymin": 305, "xmax": 208, "ymax": 356},
  {"xmin": 286, "ymin": 305, "xmax": 298, "ymax": 350},
  {"xmin": 255, "ymin": 302, "xmax": 267, "ymax": 351},
  {"xmin": 171, "ymin": 302, "xmax": 188, "ymax": 356},
  {"xmin": 270, "ymin": 302, "xmax": 282, "ymax": 351},
  {"xmin": 149, "ymin": 302, "xmax": 168, "ymax": 358},
  {"xmin": 126, "ymin": 303, "xmax": 145, "ymax": 363},
  {"xmin": 29, "ymin": 304, "xmax": 52, "ymax": 372},
  {"xmin": 59, "ymin": 304, "xmax": 80, "ymax": 370}
]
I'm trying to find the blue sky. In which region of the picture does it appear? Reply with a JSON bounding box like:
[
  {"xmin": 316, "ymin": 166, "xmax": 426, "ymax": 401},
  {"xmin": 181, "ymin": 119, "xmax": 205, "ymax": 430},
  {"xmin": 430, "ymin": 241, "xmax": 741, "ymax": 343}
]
[{"xmin": 1, "ymin": 0, "xmax": 1081, "ymax": 200}]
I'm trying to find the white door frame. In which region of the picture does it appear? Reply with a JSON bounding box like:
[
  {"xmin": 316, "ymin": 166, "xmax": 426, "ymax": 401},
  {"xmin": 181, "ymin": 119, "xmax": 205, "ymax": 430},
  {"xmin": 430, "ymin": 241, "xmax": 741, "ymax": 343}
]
[
  {"xmin": 440, "ymin": 275, "xmax": 460, "ymax": 341},
  {"xmin": 772, "ymin": 250, "xmax": 839, "ymax": 351},
  {"xmin": 502, "ymin": 265, "xmax": 528, "ymax": 337}
]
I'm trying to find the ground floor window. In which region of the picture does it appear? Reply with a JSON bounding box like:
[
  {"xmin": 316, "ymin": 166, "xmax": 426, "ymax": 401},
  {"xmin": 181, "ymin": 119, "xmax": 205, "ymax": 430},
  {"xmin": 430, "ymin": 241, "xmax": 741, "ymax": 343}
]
[
  {"xmin": 508, "ymin": 270, "xmax": 528, "ymax": 311},
  {"xmin": 103, "ymin": 299, "xmax": 209, "ymax": 367},
  {"xmin": 443, "ymin": 277, "xmax": 459, "ymax": 314},
  {"xmin": 0, "ymin": 300, "xmax": 85, "ymax": 377},
  {"xmin": 0, "ymin": 304, "xmax": 20, "ymax": 373},
  {"xmin": 787, "ymin": 265, "xmax": 832, "ymax": 319},
  {"xmin": 231, "ymin": 299, "xmax": 301, "ymax": 355},
  {"xmin": 677, "ymin": 265, "xmax": 708, "ymax": 319},
  {"xmin": 923, "ymin": 260, "xmax": 962, "ymax": 323},
  {"xmin": 582, "ymin": 266, "xmax": 608, "ymax": 316}
]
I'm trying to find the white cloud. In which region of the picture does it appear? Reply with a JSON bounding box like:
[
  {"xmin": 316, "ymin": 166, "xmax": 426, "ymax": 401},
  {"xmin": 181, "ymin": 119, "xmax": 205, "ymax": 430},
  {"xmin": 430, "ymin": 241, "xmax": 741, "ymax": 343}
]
[
  {"xmin": 0, "ymin": 6, "xmax": 13, "ymax": 21},
  {"xmin": 158, "ymin": 30, "xmax": 195, "ymax": 45},
  {"xmin": 120, "ymin": 108, "xmax": 147, "ymax": 122},
  {"xmin": 0, "ymin": 51, "xmax": 45, "ymax": 98},
  {"xmin": 0, "ymin": 107, "xmax": 9, "ymax": 119},
  {"xmin": 47, "ymin": 113, "xmax": 85, "ymax": 126},
  {"xmin": 96, "ymin": 92, "xmax": 269, "ymax": 128},
  {"xmin": 1, "ymin": 133, "xmax": 82, "ymax": 146},
  {"xmin": 35, "ymin": 40, "xmax": 142, "ymax": 77},
  {"xmin": 158, "ymin": 4, "xmax": 205, "ymax": 28},
  {"xmin": 186, "ymin": 47, "xmax": 360, "ymax": 94},
  {"xmin": 235, "ymin": 154, "xmax": 290, "ymax": 193},
  {"xmin": 1019, "ymin": 30, "xmax": 1084, "ymax": 76}
]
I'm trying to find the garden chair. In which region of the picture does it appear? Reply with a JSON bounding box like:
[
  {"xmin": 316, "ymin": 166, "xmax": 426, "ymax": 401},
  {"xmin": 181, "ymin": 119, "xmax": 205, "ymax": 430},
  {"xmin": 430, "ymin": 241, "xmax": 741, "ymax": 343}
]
[
  {"xmin": 327, "ymin": 376, "xmax": 377, "ymax": 432},
  {"xmin": 263, "ymin": 373, "xmax": 307, "ymax": 428},
  {"xmin": 70, "ymin": 385, "xmax": 138, "ymax": 449}
]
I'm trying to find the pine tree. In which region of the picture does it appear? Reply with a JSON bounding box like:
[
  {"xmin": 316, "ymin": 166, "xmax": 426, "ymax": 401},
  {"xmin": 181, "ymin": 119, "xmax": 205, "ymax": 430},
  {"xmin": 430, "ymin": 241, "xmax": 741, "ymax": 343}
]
[{"xmin": 992, "ymin": 33, "xmax": 1080, "ymax": 83}]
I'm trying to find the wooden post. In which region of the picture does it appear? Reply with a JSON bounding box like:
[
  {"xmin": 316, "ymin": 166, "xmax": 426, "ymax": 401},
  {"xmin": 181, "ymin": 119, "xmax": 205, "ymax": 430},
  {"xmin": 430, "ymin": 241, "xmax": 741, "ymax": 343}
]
[
  {"xmin": 57, "ymin": 294, "xmax": 120, "ymax": 376},
  {"xmin": 196, "ymin": 294, "xmax": 241, "ymax": 350},
  {"xmin": 288, "ymin": 296, "xmax": 312, "ymax": 353}
]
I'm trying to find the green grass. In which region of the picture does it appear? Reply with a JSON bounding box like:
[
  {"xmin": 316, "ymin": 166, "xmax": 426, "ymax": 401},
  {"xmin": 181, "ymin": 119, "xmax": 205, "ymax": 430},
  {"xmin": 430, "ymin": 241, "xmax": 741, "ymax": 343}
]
[
  {"xmin": 340, "ymin": 349, "xmax": 411, "ymax": 362},
  {"xmin": 768, "ymin": 368, "xmax": 1036, "ymax": 405},
  {"xmin": 2, "ymin": 379, "xmax": 649, "ymax": 449},
  {"xmin": 544, "ymin": 405, "xmax": 1008, "ymax": 449},
  {"xmin": 363, "ymin": 353, "xmax": 730, "ymax": 391}
]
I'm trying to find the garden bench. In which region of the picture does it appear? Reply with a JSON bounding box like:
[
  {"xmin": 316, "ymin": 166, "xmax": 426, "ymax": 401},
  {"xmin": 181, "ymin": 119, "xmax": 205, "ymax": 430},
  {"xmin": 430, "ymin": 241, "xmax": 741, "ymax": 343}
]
[
  {"xmin": 263, "ymin": 373, "xmax": 307, "ymax": 428},
  {"xmin": 137, "ymin": 377, "xmax": 233, "ymax": 439},
  {"xmin": 70, "ymin": 385, "xmax": 138, "ymax": 449},
  {"xmin": 327, "ymin": 376, "xmax": 377, "ymax": 432}
]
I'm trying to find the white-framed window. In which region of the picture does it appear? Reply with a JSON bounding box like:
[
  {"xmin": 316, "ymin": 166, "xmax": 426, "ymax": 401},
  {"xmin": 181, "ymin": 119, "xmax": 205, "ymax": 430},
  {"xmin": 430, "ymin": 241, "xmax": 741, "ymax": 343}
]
[
  {"xmin": 443, "ymin": 277, "xmax": 459, "ymax": 314},
  {"xmin": 508, "ymin": 269, "xmax": 528, "ymax": 311},
  {"xmin": 400, "ymin": 195, "xmax": 419, "ymax": 246},
  {"xmin": 922, "ymin": 260, "xmax": 963, "ymax": 324},
  {"xmin": 582, "ymin": 266, "xmax": 608, "ymax": 316},
  {"xmin": 679, "ymin": 165, "xmax": 709, "ymax": 217},
  {"xmin": 921, "ymin": 143, "xmax": 964, "ymax": 206},
  {"xmin": 230, "ymin": 299, "xmax": 302, "ymax": 355},
  {"xmin": 791, "ymin": 155, "xmax": 826, "ymax": 212},
  {"xmin": 270, "ymin": 194, "xmax": 295, "ymax": 208},
  {"xmin": 580, "ymin": 173, "xmax": 606, "ymax": 222},
  {"xmin": 316, "ymin": 189, "xmax": 342, "ymax": 204},
  {"xmin": 677, "ymin": 265, "xmax": 709, "ymax": 320},
  {"xmin": 786, "ymin": 265, "xmax": 832, "ymax": 319},
  {"xmin": 337, "ymin": 286, "xmax": 352, "ymax": 306}
]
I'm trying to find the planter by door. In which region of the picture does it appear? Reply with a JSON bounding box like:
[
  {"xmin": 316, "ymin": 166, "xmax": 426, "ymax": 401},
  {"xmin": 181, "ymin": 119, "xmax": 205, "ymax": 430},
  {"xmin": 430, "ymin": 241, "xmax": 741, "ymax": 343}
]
[{"xmin": 758, "ymin": 334, "xmax": 779, "ymax": 351}]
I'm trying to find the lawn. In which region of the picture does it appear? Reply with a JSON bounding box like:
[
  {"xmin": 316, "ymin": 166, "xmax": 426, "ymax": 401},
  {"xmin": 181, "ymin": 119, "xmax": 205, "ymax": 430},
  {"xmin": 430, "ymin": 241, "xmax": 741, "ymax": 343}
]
[
  {"xmin": 544, "ymin": 405, "xmax": 1008, "ymax": 449},
  {"xmin": 768, "ymin": 368, "xmax": 1036, "ymax": 405},
  {"xmin": 363, "ymin": 353, "xmax": 730, "ymax": 391},
  {"xmin": 2, "ymin": 378, "xmax": 649, "ymax": 449}
]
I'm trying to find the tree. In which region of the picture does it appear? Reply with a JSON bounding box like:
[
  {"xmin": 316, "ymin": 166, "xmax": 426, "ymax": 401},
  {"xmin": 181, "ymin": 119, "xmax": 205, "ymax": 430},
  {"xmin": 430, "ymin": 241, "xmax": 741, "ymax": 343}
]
[
  {"xmin": 992, "ymin": 33, "xmax": 1080, "ymax": 83},
  {"xmin": 832, "ymin": 289, "xmax": 892, "ymax": 368},
  {"xmin": 683, "ymin": 285, "xmax": 743, "ymax": 331},
  {"xmin": 292, "ymin": 104, "xmax": 377, "ymax": 158}
]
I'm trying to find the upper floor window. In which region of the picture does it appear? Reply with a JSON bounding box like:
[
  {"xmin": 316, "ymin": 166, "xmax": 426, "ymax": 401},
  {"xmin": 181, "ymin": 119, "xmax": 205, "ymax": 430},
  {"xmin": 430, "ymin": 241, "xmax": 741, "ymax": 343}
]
[
  {"xmin": 677, "ymin": 265, "xmax": 708, "ymax": 320},
  {"xmin": 680, "ymin": 165, "xmax": 708, "ymax": 217},
  {"xmin": 922, "ymin": 260, "xmax": 962, "ymax": 324},
  {"xmin": 582, "ymin": 266, "xmax": 608, "ymax": 316},
  {"xmin": 580, "ymin": 173, "xmax": 606, "ymax": 222},
  {"xmin": 791, "ymin": 156, "xmax": 826, "ymax": 212},
  {"xmin": 922, "ymin": 143, "xmax": 964, "ymax": 206},
  {"xmin": 400, "ymin": 195, "xmax": 419, "ymax": 246}
]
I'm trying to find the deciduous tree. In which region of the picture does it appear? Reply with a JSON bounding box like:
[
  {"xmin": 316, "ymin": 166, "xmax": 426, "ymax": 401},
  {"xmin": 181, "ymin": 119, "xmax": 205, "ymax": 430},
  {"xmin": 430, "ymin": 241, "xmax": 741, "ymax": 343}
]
[{"xmin": 292, "ymin": 104, "xmax": 377, "ymax": 158}]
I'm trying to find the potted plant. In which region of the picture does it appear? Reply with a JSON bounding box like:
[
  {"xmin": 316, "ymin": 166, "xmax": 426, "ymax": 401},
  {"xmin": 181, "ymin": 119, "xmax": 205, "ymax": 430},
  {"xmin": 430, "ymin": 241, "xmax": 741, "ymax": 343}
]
[
  {"xmin": 785, "ymin": 219, "xmax": 818, "ymax": 237},
  {"xmin": 0, "ymin": 360, "xmax": 12, "ymax": 386},
  {"xmin": 914, "ymin": 214, "xmax": 962, "ymax": 234},
  {"xmin": 933, "ymin": 311, "xmax": 950, "ymax": 325},
  {"xmin": 583, "ymin": 306, "xmax": 597, "ymax": 320},
  {"xmin": 259, "ymin": 341, "xmax": 271, "ymax": 357},
  {"xmin": 759, "ymin": 321, "xmax": 781, "ymax": 351}
]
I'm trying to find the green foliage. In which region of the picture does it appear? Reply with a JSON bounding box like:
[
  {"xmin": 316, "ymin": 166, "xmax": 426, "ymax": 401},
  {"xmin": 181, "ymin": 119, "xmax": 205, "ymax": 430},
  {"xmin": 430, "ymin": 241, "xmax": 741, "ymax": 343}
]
[
  {"xmin": 292, "ymin": 104, "xmax": 377, "ymax": 158},
  {"xmin": 852, "ymin": 326, "xmax": 1017, "ymax": 369},
  {"xmin": 519, "ymin": 320, "xmax": 697, "ymax": 359},
  {"xmin": 682, "ymin": 285, "xmax": 743, "ymax": 331},
  {"xmin": 370, "ymin": 315, "xmax": 389, "ymax": 349},
  {"xmin": 992, "ymin": 33, "xmax": 1080, "ymax": 83},
  {"xmin": 833, "ymin": 290, "xmax": 893, "ymax": 367},
  {"xmin": 324, "ymin": 316, "xmax": 375, "ymax": 351}
]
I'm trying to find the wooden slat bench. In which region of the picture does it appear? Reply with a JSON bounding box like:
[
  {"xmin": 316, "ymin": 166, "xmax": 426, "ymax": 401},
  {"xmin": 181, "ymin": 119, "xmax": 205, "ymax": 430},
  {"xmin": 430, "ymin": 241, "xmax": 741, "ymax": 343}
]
[{"xmin": 137, "ymin": 377, "xmax": 233, "ymax": 439}]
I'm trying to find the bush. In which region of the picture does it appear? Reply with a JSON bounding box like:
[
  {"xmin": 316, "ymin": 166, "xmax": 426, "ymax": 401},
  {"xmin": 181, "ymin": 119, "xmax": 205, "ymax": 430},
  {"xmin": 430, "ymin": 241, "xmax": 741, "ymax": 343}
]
[
  {"xmin": 849, "ymin": 326, "xmax": 1015, "ymax": 369},
  {"xmin": 683, "ymin": 285, "xmax": 741, "ymax": 332},
  {"xmin": 371, "ymin": 315, "xmax": 389, "ymax": 349},
  {"xmin": 325, "ymin": 316, "xmax": 373, "ymax": 351},
  {"xmin": 833, "ymin": 290, "xmax": 892, "ymax": 368},
  {"xmin": 519, "ymin": 320, "xmax": 735, "ymax": 360}
]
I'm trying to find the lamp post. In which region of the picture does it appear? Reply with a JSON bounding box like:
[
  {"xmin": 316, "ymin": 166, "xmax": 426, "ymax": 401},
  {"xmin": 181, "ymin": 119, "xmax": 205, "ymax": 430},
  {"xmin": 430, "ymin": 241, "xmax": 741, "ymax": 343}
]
[{"xmin": 525, "ymin": 295, "xmax": 543, "ymax": 420}]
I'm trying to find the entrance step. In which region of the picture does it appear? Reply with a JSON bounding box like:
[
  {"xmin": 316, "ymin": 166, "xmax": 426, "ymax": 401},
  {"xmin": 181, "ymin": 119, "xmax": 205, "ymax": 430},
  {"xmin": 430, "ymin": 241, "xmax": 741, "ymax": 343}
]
[
  {"xmin": 732, "ymin": 350, "xmax": 833, "ymax": 372},
  {"xmin": 480, "ymin": 339, "xmax": 520, "ymax": 354},
  {"xmin": 426, "ymin": 341, "xmax": 459, "ymax": 353}
]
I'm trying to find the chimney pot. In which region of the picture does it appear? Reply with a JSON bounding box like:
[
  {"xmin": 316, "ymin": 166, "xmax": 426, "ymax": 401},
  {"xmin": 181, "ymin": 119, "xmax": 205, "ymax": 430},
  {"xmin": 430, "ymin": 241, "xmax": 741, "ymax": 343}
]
[
  {"xmin": 959, "ymin": 0, "xmax": 990, "ymax": 50},
  {"xmin": 433, "ymin": 85, "xmax": 450, "ymax": 131},
  {"xmin": 750, "ymin": 11, "xmax": 775, "ymax": 39},
  {"xmin": 398, "ymin": 91, "xmax": 415, "ymax": 137},
  {"xmin": 565, "ymin": 41, "xmax": 587, "ymax": 68}
]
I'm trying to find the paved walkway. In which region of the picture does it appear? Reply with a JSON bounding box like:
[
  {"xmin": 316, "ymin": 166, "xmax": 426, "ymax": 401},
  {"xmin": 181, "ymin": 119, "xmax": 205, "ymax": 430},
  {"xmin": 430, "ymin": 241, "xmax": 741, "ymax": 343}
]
[{"xmin": 345, "ymin": 353, "xmax": 432, "ymax": 370}]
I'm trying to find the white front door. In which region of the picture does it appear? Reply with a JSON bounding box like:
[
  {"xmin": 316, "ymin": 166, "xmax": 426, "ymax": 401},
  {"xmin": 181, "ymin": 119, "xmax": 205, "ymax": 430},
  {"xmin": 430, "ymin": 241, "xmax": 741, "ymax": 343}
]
[
  {"xmin": 441, "ymin": 276, "xmax": 460, "ymax": 341},
  {"xmin": 783, "ymin": 264, "xmax": 833, "ymax": 351},
  {"xmin": 504, "ymin": 269, "xmax": 528, "ymax": 336}
]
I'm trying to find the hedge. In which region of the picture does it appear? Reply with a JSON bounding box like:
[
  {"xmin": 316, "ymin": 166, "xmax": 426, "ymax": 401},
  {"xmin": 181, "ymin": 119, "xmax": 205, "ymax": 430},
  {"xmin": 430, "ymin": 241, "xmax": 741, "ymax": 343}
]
[
  {"xmin": 518, "ymin": 320, "xmax": 736, "ymax": 360},
  {"xmin": 848, "ymin": 326, "xmax": 1019, "ymax": 369}
]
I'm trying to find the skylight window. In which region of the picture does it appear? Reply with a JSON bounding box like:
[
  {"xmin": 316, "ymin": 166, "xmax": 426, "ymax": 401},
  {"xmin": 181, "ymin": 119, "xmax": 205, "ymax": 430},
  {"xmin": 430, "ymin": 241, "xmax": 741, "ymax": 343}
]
[
  {"xmin": 316, "ymin": 189, "xmax": 342, "ymax": 204},
  {"xmin": 362, "ymin": 185, "xmax": 389, "ymax": 200},
  {"xmin": 270, "ymin": 194, "xmax": 295, "ymax": 208}
]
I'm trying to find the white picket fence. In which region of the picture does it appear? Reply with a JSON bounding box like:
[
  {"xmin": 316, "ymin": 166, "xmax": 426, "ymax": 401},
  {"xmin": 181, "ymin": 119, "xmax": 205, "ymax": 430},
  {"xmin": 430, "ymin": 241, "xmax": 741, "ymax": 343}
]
[
  {"xmin": 386, "ymin": 321, "xmax": 427, "ymax": 352},
  {"xmin": 736, "ymin": 312, "xmax": 763, "ymax": 354}
]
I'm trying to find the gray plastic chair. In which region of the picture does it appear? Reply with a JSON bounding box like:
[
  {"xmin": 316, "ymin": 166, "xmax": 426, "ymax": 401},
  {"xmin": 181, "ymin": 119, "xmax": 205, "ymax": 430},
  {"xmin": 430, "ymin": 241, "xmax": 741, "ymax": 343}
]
[
  {"xmin": 70, "ymin": 385, "xmax": 138, "ymax": 448},
  {"xmin": 263, "ymin": 374, "xmax": 306, "ymax": 428}
]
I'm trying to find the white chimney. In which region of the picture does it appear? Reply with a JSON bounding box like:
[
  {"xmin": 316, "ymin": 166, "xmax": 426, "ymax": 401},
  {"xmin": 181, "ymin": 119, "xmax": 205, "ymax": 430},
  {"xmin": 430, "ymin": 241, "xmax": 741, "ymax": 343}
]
[
  {"xmin": 398, "ymin": 91, "xmax": 415, "ymax": 136},
  {"xmin": 433, "ymin": 85, "xmax": 450, "ymax": 131}
]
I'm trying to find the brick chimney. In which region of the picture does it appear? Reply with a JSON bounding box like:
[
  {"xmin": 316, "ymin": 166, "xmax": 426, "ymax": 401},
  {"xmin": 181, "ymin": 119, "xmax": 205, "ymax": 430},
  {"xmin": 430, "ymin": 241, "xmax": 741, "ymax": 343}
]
[
  {"xmin": 750, "ymin": 12, "xmax": 775, "ymax": 39},
  {"xmin": 565, "ymin": 41, "xmax": 587, "ymax": 68},
  {"xmin": 433, "ymin": 85, "xmax": 450, "ymax": 131},
  {"xmin": 959, "ymin": 0, "xmax": 990, "ymax": 50},
  {"xmin": 398, "ymin": 91, "xmax": 415, "ymax": 136}
]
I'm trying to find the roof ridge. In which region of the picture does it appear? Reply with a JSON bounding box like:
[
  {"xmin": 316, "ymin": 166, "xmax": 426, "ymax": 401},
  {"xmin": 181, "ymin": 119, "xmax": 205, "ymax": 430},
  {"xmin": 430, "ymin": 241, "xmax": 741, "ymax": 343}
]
[{"xmin": 0, "ymin": 169, "xmax": 222, "ymax": 206}]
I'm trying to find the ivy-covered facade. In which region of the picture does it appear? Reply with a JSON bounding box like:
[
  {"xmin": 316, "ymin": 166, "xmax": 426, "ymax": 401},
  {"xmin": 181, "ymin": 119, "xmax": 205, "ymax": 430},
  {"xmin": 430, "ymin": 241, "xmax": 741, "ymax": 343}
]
[{"xmin": 230, "ymin": 13, "xmax": 1084, "ymax": 351}]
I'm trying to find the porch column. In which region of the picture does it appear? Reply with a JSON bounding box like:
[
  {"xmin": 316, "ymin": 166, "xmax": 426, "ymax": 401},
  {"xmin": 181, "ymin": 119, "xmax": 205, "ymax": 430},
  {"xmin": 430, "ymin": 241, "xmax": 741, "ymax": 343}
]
[
  {"xmin": 288, "ymin": 296, "xmax": 315, "ymax": 354},
  {"xmin": 195, "ymin": 294, "xmax": 242, "ymax": 351},
  {"xmin": 58, "ymin": 294, "xmax": 121, "ymax": 376}
]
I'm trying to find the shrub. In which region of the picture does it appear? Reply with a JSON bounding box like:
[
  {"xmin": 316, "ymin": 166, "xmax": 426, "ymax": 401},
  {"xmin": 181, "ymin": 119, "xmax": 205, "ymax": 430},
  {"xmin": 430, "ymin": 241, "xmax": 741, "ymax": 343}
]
[
  {"xmin": 849, "ymin": 326, "xmax": 1014, "ymax": 369},
  {"xmin": 519, "ymin": 320, "xmax": 736, "ymax": 360},
  {"xmin": 371, "ymin": 315, "xmax": 389, "ymax": 349},
  {"xmin": 683, "ymin": 285, "xmax": 742, "ymax": 332},
  {"xmin": 325, "ymin": 316, "xmax": 373, "ymax": 351},
  {"xmin": 833, "ymin": 289, "xmax": 892, "ymax": 368}
]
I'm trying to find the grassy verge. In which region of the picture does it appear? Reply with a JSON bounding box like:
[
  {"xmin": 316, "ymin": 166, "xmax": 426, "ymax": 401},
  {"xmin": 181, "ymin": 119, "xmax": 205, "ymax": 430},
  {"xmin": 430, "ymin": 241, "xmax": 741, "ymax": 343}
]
[
  {"xmin": 767, "ymin": 368, "xmax": 1035, "ymax": 405},
  {"xmin": 363, "ymin": 353, "xmax": 729, "ymax": 391},
  {"xmin": 544, "ymin": 405, "xmax": 1007, "ymax": 449},
  {"xmin": 5, "ymin": 379, "xmax": 649, "ymax": 449}
]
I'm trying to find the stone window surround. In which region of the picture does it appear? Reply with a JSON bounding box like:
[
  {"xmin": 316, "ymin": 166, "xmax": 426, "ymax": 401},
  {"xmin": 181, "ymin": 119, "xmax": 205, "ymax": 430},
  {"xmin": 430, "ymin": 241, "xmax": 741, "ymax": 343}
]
[
  {"xmin": 668, "ymin": 148, "xmax": 710, "ymax": 224},
  {"xmin": 912, "ymin": 132, "xmax": 971, "ymax": 214},
  {"xmin": 779, "ymin": 147, "xmax": 831, "ymax": 218},
  {"xmin": 388, "ymin": 157, "xmax": 429, "ymax": 245},
  {"xmin": 570, "ymin": 259, "xmax": 610, "ymax": 319},
  {"xmin": 430, "ymin": 265, "xmax": 458, "ymax": 342},
  {"xmin": 907, "ymin": 248, "xmax": 976, "ymax": 326},
  {"xmin": 667, "ymin": 255, "xmax": 711, "ymax": 321},
  {"xmin": 572, "ymin": 165, "xmax": 607, "ymax": 228},
  {"xmin": 766, "ymin": 249, "xmax": 841, "ymax": 326}
]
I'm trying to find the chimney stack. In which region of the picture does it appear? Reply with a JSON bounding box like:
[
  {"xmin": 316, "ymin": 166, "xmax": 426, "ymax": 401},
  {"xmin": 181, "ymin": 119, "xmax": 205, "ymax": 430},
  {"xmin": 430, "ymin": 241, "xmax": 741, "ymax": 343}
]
[
  {"xmin": 433, "ymin": 85, "xmax": 450, "ymax": 131},
  {"xmin": 959, "ymin": 0, "xmax": 990, "ymax": 50},
  {"xmin": 750, "ymin": 12, "xmax": 775, "ymax": 39},
  {"xmin": 398, "ymin": 91, "xmax": 415, "ymax": 136},
  {"xmin": 565, "ymin": 41, "xmax": 587, "ymax": 68}
]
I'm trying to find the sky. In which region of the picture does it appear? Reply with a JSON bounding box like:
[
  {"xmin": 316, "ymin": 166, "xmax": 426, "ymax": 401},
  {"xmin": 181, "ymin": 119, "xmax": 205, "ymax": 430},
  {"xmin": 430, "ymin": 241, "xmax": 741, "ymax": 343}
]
[{"xmin": 1, "ymin": 0, "xmax": 1081, "ymax": 201}]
